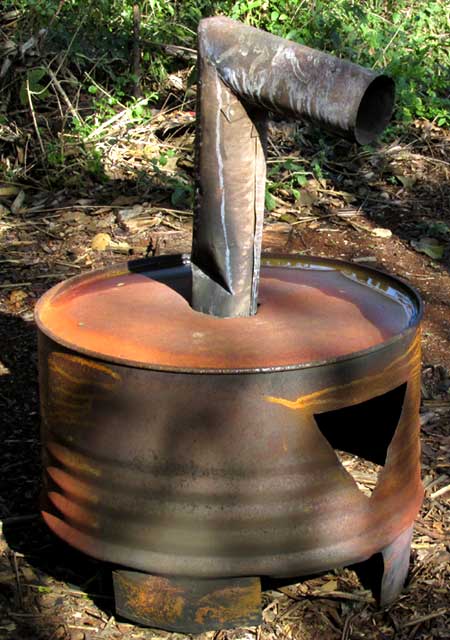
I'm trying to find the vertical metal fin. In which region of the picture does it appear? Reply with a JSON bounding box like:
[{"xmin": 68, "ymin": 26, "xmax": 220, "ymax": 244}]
[{"xmin": 191, "ymin": 53, "xmax": 267, "ymax": 316}]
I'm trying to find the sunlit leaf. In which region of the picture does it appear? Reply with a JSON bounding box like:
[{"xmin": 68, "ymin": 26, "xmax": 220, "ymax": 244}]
[{"xmin": 411, "ymin": 237, "xmax": 445, "ymax": 260}]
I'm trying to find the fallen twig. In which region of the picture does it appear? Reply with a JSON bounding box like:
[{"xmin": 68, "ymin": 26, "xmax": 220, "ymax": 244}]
[
  {"xmin": 132, "ymin": 3, "xmax": 142, "ymax": 99},
  {"xmin": 85, "ymin": 98, "xmax": 149, "ymax": 141},
  {"xmin": 0, "ymin": 282, "xmax": 32, "ymax": 289},
  {"xmin": 401, "ymin": 608, "xmax": 448, "ymax": 628},
  {"xmin": 11, "ymin": 552, "xmax": 23, "ymax": 609},
  {"xmin": 26, "ymin": 78, "xmax": 45, "ymax": 157},
  {"xmin": 47, "ymin": 66, "xmax": 83, "ymax": 124},
  {"xmin": 430, "ymin": 483, "xmax": 450, "ymax": 500}
]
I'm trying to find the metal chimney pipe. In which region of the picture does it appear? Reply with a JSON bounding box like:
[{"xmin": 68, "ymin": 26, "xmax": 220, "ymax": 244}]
[{"xmin": 191, "ymin": 16, "xmax": 395, "ymax": 317}]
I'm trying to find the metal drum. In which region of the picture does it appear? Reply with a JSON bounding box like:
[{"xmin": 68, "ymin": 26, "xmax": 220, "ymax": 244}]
[
  {"xmin": 36, "ymin": 15, "xmax": 422, "ymax": 634},
  {"xmin": 35, "ymin": 254, "xmax": 422, "ymax": 631}
]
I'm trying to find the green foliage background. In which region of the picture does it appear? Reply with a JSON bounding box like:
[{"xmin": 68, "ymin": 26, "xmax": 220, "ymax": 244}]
[
  {"xmin": 6, "ymin": 0, "xmax": 450, "ymax": 126},
  {"xmin": 1, "ymin": 0, "xmax": 448, "ymax": 188}
]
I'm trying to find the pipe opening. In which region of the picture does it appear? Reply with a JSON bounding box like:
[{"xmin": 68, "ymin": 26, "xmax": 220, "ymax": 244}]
[{"xmin": 355, "ymin": 75, "xmax": 395, "ymax": 145}]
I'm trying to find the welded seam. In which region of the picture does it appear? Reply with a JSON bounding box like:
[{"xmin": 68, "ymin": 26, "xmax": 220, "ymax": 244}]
[{"xmin": 214, "ymin": 72, "xmax": 233, "ymax": 295}]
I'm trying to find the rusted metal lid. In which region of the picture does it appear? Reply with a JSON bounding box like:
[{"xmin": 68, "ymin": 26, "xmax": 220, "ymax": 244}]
[{"xmin": 35, "ymin": 255, "xmax": 421, "ymax": 372}]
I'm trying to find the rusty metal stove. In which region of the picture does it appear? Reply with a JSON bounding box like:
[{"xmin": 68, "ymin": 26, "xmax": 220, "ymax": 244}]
[{"xmin": 35, "ymin": 17, "xmax": 423, "ymax": 634}]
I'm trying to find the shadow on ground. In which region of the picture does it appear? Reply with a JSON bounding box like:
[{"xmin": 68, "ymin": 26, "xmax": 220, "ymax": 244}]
[{"xmin": 0, "ymin": 312, "xmax": 115, "ymax": 639}]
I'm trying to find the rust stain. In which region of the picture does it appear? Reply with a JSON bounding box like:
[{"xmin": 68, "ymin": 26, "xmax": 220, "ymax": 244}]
[
  {"xmin": 116, "ymin": 574, "xmax": 185, "ymax": 625},
  {"xmin": 46, "ymin": 352, "xmax": 120, "ymax": 431},
  {"xmin": 51, "ymin": 398, "xmax": 91, "ymax": 411},
  {"xmin": 48, "ymin": 352, "xmax": 121, "ymax": 390},
  {"xmin": 48, "ymin": 443, "xmax": 101, "ymax": 477},
  {"xmin": 195, "ymin": 583, "xmax": 260, "ymax": 625},
  {"xmin": 47, "ymin": 467, "xmax": 100, "ymax": 504},
  {"xmin": 266, "ymin": 334, "xmax": 420, "ymax": 411},
  {"xmin": 37, "ymin": 256, "xmax": 419, "ymax": 371},
  {"xmin": 48, "ymin": 492, "xmax": 100, "ymax": 530},
  {"xmin": 50, "ymin": 384, "xmax": 93, "ymax": 400}
]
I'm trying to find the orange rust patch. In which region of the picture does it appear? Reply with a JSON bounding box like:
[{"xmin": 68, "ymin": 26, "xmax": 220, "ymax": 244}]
[
  {"xmin": 37, "ymin": 263, "xmax": 418, "ymax": 370},
  {"xmin": 48, "ymin": 352, "xmax": 120, "ymax": 389},
  {"xmin": 48, "ymin": 492, "xmax": 99, "ymax": 530},
  {"xmin": 47, "ymin": 467, "xmax": 100, "ymax": 504},
  {"xmin": 195, "ymin": 583, "xmax": 261, "ymax": 625},
  {"xmin": 266, "ymin": 333, "xmax": 420, "ymax": 412},
  {"xmin": 47, "ymin": 443, "xmax": 101, "ymax": 477},
  {"xmin": 116, "ymin": 574, "xmax": 185, "ymax": 626},
  {"xmin": 45, "ymin": 352, "xmax": 120, "ymax": 431}
]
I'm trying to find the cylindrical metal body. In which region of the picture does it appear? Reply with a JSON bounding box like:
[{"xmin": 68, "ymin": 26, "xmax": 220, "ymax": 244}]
[
  {"xmin": 198, "ymin": 17, "xmax": 394, "ymax": 143},
  {"xmin": 36, "ymin": 255, "xmax": 422, "ymax": 580}
]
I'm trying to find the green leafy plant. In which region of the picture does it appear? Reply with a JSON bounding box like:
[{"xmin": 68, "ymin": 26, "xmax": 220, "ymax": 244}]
[
  {"xmin": 267, "ymin": 158, "xmax": 312, "ymax": 205},
  {"xmin": 1, "ymin": 0, "xmax": 448, "ymax": 188},
  {"xmin": 19, "ymin": 67, "xmax": 50, "ymax": 105},
  {"xmin": 417, "ymin": 220, "xmax": 450, "ymax": 239}
]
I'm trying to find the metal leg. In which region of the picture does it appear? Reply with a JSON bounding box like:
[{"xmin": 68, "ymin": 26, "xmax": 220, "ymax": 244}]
[
  {"xmin": 113, "ymin": 570, "xmax": 262, "ymax": 633},
  {"xmin": 379, "ymin": 524, "xmax": 413, "ymax": 606},
  {"xmin": 352, "ymin": 524, "xmax": 413, "ymax": 606}
]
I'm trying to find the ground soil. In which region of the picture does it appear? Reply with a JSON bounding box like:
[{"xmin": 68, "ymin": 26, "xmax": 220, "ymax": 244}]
[{"xmin": 0, "ymin": 118, "xmax": 449, "ymax": 640}]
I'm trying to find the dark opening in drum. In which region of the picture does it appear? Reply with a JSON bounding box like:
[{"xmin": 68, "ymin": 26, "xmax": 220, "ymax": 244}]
[{"xmin": 314, "ymin": 383, "xmax": 407, "ymax": 495}]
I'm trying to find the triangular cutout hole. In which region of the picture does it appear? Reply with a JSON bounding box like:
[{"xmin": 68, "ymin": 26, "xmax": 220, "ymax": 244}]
[
  {"xmin": 314, "ymin": 383, "xmax": 407, "ymax": 496},
  {"xmin": 334, "ymin": 450, "xmax": 381, "ymax": 497}
]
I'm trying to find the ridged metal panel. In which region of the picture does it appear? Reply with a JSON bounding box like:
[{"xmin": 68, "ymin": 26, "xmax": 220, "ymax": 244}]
[{"xmin": 36, "ymin": 257, "xmax": 423, "ymax": 579}]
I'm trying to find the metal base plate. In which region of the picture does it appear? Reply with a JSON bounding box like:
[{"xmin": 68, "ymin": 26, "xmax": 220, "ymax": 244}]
[
  {"xmin": 113, "ymin": 571, "xmax": 262, "ymax": 633},
  {"xmin": 113, "ymin": 524, "xmax": 412, "ymax": 632}
]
